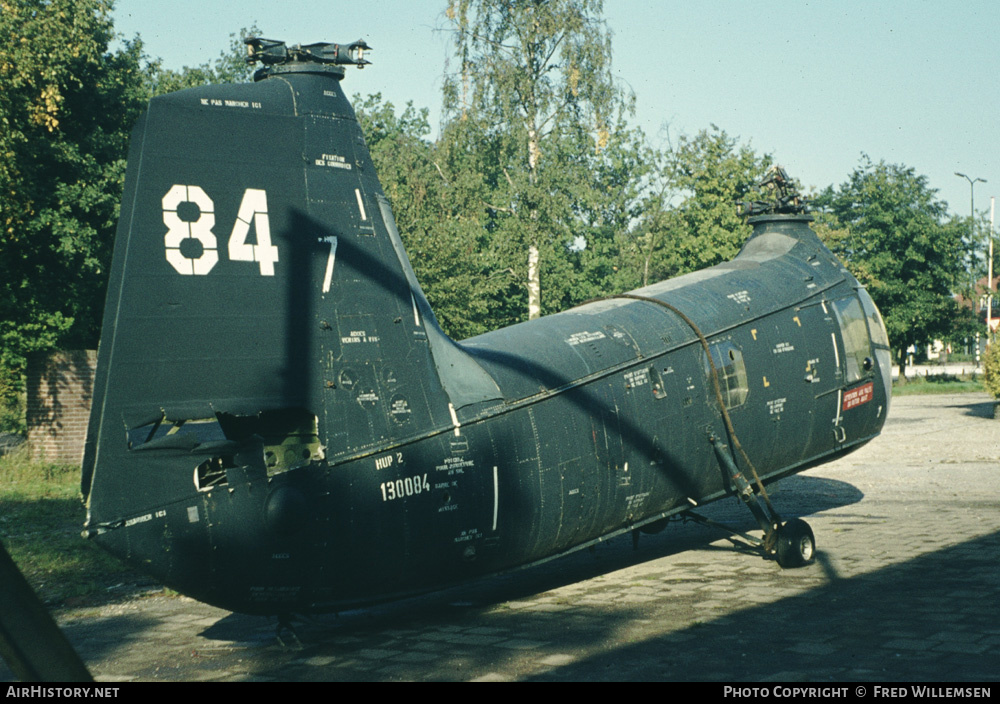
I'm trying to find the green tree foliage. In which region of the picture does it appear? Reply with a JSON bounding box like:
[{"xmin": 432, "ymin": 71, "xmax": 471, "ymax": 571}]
[
  {"xmin": 944, "ymin": 303, "xmax": 981, "ymax": 351},
  {"xmin": 667, "ymin": 127, "xmax": 772, "ymax": 274},
  {"xmin": 354, "ymin": 94, "xmax": 507, "ymax": 339},
  {"xmin": 632, "ymin": 127, "xmax": 772, "ymax": 286},
  {"xmin": 148, "ymin": 26, "xmax": 259, "ymax": 95},
  {"xmin": 0, "ymin": 0, "xmax": 147, "ymax": 419},
  {"xmin": 440, "ymin": 0, "xmax": 650, "ymax": 322},
  {"xmin": 983, "ymin": 341, "xmax": 1000, "ymax": 401},
  {"xmin": 814, "ymin": 156, "xmax": 969, "ymax": 378}
]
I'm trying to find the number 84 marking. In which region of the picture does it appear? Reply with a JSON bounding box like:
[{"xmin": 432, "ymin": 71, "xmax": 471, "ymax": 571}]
[{"xmin": 162, "ymin": 184, "xmax": 278, "ymax": 276}]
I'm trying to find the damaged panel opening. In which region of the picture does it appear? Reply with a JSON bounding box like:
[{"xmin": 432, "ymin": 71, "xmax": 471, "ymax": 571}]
[
  {"xmin": 196, "ymin": 456, "xmax": 232, "ymax": 492},
  {"xmin": 216, "ymin": 408, "xmax": 324, "ymax": 474},
  {"xmin": 126, "ymin": 408, "xmax": 325, "ymax": 492},
  {"xmin": 127, "ymin": 416, "xmax": 227, "ymax": 451}
]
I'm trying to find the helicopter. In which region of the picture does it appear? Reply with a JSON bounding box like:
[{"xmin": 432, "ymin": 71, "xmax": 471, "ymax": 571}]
[{"xmin": 81, "ymin": 37, "xmax": 891, "ymax": 616}]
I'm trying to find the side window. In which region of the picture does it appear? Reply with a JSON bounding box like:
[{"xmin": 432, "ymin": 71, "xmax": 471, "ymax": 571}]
[
  {"xmin": 707, "ymin": 340, "xmax": 749, "ymax": 409},
  {"xmin": 831, "ymin": 296, "xmax": 872, "ymax": 383}
]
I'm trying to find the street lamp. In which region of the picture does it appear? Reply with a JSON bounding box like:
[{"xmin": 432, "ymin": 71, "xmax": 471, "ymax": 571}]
[
  {"xmin": 956, "ymin": 172, "xmax": 987, "ymax": 361},
  {"xmin": 956, "ymin": 171, "xmax": 986, "ymax": 222}
]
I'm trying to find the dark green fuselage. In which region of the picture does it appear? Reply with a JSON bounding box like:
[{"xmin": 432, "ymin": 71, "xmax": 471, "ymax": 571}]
[{"xmin": 82, "ymin": 62, "xmax": 890, "ymax": 614}]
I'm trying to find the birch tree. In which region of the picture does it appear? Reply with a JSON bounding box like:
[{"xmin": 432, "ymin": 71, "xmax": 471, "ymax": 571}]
[{"xmin": 441, "ymin": 0, "xmax": 646, "ymax": 320}]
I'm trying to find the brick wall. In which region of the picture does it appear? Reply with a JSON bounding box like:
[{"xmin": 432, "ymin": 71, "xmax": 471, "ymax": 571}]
[{"xmin": 26, "ymin": 350, "xmax": 97, "ymax": 465}]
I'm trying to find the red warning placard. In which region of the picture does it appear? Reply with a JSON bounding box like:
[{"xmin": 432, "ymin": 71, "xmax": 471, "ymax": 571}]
[{"xmin": 842, "ymin": 382, "xmax": 874, "ymax": 411}]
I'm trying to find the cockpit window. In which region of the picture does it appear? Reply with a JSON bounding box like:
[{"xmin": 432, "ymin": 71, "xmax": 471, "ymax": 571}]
[
  {"xmin": 831, "ymin": 296, "xmax": 872, "ymax": 383},
  {"xmin": 859, "ymin": 289, "xmax": 893, "ymax": 411},
  {"xmin": 860, "ymin": 293, "xmax": 891, "ymax": 351}
]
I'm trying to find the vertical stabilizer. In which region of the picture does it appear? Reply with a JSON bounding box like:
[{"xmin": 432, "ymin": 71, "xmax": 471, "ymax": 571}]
[{"xmin": 83, "ymin": 40, "xmax": 499, "ymax": 521}]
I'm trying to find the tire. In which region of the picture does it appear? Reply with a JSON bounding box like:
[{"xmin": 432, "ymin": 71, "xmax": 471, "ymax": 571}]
[{"xmin": 775, "ymin": 518, "xmax": 815, "ymax": 568}]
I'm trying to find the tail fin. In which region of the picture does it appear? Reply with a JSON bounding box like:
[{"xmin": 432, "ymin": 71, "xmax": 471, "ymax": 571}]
[{"xmin": 83, "ymin": 47, "xmax": 499, "ymax": 518}]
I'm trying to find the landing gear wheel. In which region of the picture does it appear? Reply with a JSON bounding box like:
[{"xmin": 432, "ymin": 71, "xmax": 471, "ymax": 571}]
[{"xmin": 775, "ymin": 518, "xmax": 815, "ymax": 568}]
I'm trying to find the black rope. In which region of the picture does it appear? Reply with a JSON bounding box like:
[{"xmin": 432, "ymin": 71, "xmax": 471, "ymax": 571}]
[{"xmin": 582, "ymin": 293, "xmax": 778, "ymax": 514}]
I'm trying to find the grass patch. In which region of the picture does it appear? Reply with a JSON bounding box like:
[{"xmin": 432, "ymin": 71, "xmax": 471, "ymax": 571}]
[
  {"xmin": 0, "ymin": 445, "xmax": 151, "ymax": 607},
  {"xmin": 893, "ymin": 375, "xmax": 986, "ymax": 395}
]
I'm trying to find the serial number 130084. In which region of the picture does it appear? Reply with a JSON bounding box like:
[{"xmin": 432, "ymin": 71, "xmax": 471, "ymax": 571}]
[{"xmin": 380, "ymin": 474, "xmax": 431, "ymax": 502}]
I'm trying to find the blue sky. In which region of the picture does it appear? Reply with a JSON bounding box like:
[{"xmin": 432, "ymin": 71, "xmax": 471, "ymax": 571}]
[{"xmin": 113, "ymin": 0, "xmax": 1000, "ymax": 223}]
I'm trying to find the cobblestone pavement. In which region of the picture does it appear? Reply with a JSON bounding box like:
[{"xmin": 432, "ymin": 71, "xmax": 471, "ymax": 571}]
[{"xmin": 4, "ymin": 394, "xmax": 999, "ymax": 682}]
